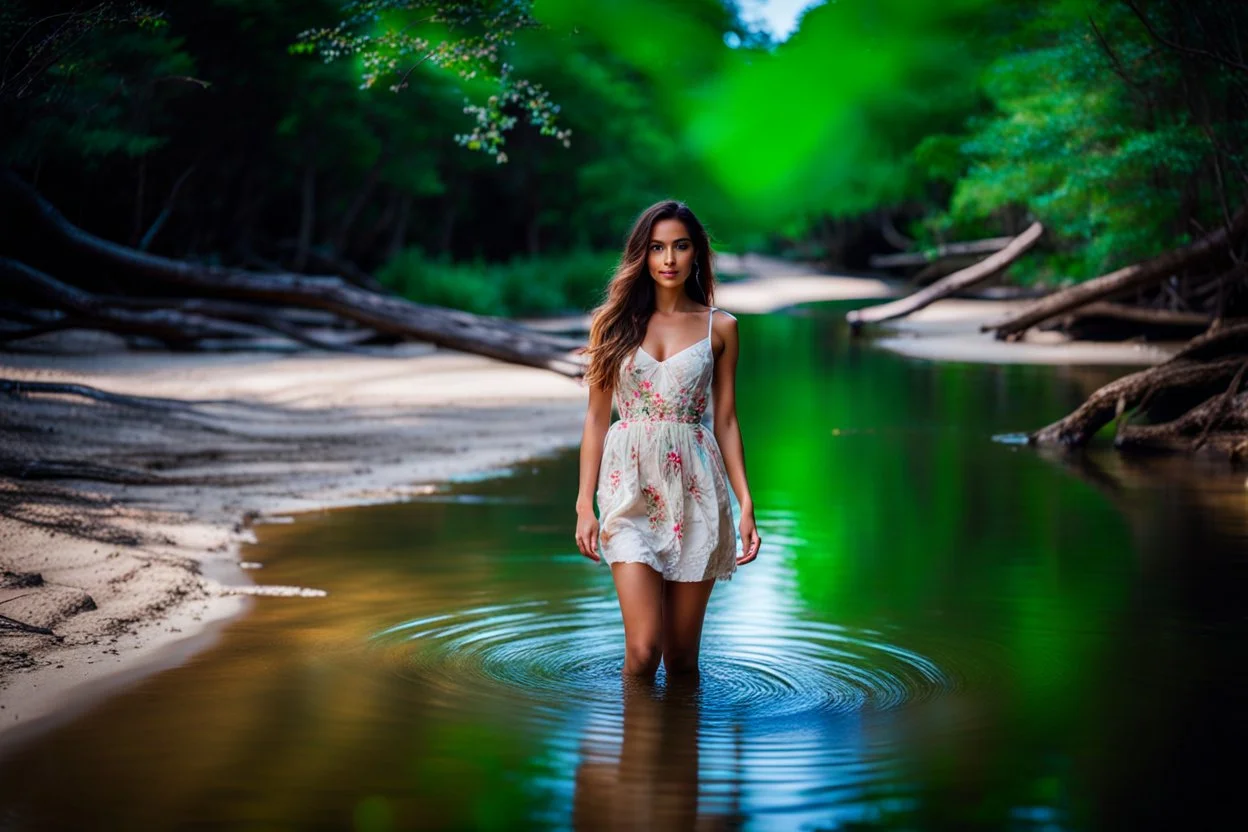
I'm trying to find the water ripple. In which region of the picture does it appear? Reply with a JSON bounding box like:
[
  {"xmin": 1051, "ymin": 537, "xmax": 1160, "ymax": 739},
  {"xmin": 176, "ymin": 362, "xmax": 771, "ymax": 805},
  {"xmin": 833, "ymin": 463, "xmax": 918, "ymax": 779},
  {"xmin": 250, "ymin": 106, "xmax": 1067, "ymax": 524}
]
[{"xmin": 373, "ymin": 594, "xmax": 955, "ymax": 721}]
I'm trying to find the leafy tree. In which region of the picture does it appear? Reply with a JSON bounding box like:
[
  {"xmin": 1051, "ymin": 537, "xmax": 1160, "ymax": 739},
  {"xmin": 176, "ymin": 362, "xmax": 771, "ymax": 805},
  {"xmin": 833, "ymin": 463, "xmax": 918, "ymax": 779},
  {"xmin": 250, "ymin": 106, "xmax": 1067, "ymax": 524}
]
[{"xmin": 915, "ymin": 0, "xmax": 1248, "ymax": 283}]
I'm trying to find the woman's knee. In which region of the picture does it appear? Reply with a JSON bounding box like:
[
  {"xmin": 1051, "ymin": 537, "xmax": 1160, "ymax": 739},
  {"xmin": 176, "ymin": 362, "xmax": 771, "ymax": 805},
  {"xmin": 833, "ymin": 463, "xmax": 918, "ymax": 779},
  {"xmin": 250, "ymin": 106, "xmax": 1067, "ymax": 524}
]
[{"xmin": 624, "ymin": 639, "xmax": 662, "ymax": 675}]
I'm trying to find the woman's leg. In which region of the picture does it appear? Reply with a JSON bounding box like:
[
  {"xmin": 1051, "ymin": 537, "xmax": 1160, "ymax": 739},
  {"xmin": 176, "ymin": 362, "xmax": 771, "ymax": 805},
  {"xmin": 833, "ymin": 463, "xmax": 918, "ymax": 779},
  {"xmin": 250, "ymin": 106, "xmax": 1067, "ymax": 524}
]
[
  {"xmin": 610, "ymin": 562, "xmax": 665, "ymax": 678},
  {"xmin": 661, "ymin": 579, "xmax": 715, "ymax": 677}
]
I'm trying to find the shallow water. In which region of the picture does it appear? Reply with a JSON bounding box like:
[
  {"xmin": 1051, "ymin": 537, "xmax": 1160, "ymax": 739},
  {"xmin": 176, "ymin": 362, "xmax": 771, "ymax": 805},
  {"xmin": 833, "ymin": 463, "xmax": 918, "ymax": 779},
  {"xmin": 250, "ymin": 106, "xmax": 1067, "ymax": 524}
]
[{"xmin": 3, "ymin": 303, "xmax": 1247, "ymax": 831}]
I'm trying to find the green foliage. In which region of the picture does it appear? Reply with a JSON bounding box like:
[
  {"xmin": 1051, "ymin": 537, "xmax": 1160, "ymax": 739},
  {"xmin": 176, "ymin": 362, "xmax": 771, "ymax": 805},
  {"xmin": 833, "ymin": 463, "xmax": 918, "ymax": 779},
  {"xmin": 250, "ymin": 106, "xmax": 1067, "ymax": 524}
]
[
  {"xmin": 0, "ymin": 4, "xmax": 195, "ymax": 165},
  {"xmin": 8, "ymin": 0, "xmax": 1242, "ymax": 304},
  {"xmin": 296, "ymin": 0, "xmax": 570, "ymax": 162},
  {"xmin": 377, "ymin": 248, "xmax": 614, "ymax": 316},
  {"xmin": 914, "ymin": 0, "xmax": 1245, "ymax": 283},
  {"xmin": 534, "ymin": 0, "xmax": 994, "ymax": 236}
]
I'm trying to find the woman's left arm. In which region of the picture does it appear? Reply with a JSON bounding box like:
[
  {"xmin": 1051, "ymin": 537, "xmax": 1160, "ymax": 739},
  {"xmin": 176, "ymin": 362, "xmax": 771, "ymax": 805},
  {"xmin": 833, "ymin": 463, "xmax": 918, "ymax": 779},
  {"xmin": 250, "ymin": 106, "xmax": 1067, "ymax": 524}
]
[{"xmin": 711, "ymin": 312, "xmax": 760, "ymax": 565}]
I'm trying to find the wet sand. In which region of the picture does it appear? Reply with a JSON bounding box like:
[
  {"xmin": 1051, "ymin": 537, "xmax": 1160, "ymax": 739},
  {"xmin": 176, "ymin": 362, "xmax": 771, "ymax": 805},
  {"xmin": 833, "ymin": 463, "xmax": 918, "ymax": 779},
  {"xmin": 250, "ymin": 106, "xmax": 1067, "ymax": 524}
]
[{"xmin": 0, "ymin": 333, "xmax": 586, "ymax": 746}]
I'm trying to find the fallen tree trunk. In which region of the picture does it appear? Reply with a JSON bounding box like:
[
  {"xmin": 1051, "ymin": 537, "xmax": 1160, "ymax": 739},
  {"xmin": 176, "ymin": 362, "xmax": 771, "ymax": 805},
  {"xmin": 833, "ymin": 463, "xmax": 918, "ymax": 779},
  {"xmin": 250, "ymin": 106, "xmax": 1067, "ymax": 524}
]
[
  {"xmin": 907, "ymin": 255, "xmax": 987, "ymax": 286},
  {"xmin": 1042, "ymin": 301, "xmax": 1214, "ymax": 340},
  {"xmin": 985, "ymin": 207, "xmax": 1248, "ymax": 340},
  {"xmin": 1030, "ymin": 356, "xmax": 1245, "ymax": 445},
  {"xmin": 1, "ymin": 257, "xmax": 282, "ymax": 346},
  {"xmin": 1043, "ymin": 301, "xmax": 1213, "ymax": 329},
  {"xmin": 868, "ymin": 235, "xmax": 1015, "ymax": 269},
  {"xmin": 2, "ymin": 258, "xmax": 378, "ymax": 353},
  {"xmin": 847, "ymin": 221, "xmax": 1044, "ymax": 329},
  {"xmin": 101, "ymin": 295, "xmax": 384, "ymax": 352},
  {"xmin": 2, "ymin": 171, "xmax": 586, "ymax": 376}
]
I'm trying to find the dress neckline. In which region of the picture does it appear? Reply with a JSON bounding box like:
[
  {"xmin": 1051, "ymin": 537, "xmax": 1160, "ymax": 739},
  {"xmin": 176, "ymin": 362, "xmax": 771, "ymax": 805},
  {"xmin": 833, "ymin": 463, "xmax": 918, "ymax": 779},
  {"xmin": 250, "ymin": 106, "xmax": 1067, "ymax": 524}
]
[
  {"xmin": 636, "ymin": 306, "xmax": 717, "ymax": 365},
  {"xmin": 636, "ymin": 336, "xmax": 710, "ymax": 366}
]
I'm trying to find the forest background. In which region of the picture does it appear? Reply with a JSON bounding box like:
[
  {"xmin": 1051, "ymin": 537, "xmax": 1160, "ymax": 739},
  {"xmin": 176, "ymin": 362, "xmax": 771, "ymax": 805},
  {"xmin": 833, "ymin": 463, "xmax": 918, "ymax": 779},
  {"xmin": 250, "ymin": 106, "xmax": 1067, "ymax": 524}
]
[{"xmin": 2, "ymin": 0, "xmax": 1243, "ymax": 322}]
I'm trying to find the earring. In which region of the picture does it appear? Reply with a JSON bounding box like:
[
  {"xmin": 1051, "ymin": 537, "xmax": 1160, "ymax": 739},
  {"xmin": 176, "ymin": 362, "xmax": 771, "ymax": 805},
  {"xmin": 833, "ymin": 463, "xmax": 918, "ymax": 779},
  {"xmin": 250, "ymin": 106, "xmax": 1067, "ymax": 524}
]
[{"xmin": 693, "ymin": 261, "xmax": 702, "ymax": 293}]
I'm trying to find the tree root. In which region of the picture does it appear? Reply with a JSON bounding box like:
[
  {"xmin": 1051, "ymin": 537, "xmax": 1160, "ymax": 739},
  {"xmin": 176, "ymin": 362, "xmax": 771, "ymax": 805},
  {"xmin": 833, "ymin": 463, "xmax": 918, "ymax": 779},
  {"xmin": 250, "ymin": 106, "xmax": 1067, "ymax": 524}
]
[
  {"xmin": 1115, "ymin": 388, "xmax": 1248, "ymax": 455},
  {"xmin": 1030, "ymin": 357, "xmax": 1245, "ymax": 446}
]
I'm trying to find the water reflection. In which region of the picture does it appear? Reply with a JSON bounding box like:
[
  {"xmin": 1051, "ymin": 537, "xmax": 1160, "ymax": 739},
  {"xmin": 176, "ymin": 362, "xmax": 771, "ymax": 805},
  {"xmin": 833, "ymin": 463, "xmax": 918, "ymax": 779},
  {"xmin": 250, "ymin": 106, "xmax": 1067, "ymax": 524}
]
[
  {"xmin": 572, "ymin": 679, "xmax": 717, "ymax": 831},
  {"xmin": 1, "ymin": 305, "xmax": 1246, "ymax": 830}
]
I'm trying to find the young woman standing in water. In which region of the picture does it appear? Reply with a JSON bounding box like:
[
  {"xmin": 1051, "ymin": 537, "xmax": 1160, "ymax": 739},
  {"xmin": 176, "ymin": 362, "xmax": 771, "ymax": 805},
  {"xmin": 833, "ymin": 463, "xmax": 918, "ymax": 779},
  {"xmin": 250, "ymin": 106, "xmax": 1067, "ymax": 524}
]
[{"xmin": 575, "ymin": 200, "xmax": 760, "ymax": 679}]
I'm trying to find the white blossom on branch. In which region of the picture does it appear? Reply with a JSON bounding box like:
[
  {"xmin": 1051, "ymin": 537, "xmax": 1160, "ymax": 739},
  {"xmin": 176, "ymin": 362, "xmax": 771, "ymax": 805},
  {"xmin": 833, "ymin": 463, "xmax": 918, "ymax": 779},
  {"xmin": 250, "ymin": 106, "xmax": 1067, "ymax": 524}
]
[{"xmin": 294, "ymin": 0, "xmax": 569, "ymax": 161}]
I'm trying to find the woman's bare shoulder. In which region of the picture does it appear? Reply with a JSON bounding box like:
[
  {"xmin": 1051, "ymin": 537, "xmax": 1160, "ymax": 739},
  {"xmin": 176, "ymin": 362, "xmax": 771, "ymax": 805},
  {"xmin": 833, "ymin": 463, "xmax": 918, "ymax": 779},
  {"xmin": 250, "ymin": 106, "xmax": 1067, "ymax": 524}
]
[
  {"xmin": 710, "ymin": 307, "xmax": 738, "ymax": 329},
  {"xmin": 709, "ymin": 307, "xmax": 738, "ymax": 355}
]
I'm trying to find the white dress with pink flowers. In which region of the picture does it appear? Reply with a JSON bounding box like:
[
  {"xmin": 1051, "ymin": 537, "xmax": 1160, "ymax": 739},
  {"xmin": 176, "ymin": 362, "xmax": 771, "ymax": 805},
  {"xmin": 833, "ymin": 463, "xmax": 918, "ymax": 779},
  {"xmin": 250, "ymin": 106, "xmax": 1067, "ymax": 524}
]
[{"xmin": 595, "ymin": 307, "xmax": 738, "ymax": 582}]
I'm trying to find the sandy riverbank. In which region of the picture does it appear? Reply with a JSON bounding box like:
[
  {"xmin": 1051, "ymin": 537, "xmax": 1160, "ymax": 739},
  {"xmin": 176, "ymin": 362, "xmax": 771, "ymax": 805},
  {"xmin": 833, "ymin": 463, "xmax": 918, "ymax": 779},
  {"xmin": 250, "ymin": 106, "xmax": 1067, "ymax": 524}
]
[
  {"xmin": 712, "ymin": 264, "xmax": 1181, "ymax": 366},
  {"xmin": 0, "ymin": 333, "xmax": 586, "ymax": 749},
  {"xmin": 0, "ymin": 267, "xmax": 1180, "ymax": 751}
]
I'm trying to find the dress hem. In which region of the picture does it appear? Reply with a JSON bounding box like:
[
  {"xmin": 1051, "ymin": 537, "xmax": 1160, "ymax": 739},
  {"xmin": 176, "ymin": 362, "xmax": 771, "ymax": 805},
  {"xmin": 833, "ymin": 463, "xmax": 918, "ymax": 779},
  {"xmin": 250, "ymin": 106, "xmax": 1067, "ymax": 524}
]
[{"xmin": 597, "ymin": 553, "xmax": 737, "ymax": 583}]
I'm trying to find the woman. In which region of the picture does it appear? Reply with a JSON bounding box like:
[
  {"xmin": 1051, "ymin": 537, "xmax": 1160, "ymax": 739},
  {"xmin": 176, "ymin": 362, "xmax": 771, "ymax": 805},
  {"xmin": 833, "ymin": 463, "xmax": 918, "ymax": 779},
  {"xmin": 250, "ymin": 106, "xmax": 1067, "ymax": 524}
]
[{"xmin": 575, "ymin": 200, "xmax": 760, "ymax": 680}]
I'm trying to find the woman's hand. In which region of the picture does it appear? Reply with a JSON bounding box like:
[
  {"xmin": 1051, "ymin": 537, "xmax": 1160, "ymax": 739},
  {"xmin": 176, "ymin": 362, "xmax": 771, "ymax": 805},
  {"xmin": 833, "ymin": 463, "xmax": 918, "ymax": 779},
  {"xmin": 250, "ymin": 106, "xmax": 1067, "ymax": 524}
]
[
  {"xmin": 575, "ymin": 508, "xmax": 601, "ymax": 562},
  {"xmin": 737, "ymin": 512, "xmax": 761, "ymax": 566}
]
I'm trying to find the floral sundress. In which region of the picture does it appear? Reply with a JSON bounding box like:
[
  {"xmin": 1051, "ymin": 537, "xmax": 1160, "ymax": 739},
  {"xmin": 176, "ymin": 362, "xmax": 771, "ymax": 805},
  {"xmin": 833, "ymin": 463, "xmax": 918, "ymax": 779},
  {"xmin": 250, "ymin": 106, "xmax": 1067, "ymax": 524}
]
[{"xmin": 595, "ymin": 307, "xmax": 737, "ymax": 582}]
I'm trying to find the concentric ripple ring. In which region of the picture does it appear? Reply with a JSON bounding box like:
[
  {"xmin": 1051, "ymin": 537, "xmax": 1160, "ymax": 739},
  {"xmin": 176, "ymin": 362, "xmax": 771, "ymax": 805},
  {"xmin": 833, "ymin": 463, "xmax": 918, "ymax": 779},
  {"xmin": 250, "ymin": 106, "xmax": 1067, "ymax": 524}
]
[{"xmin": 372, "ymin": 594, "xmax": 957, "ymax": 720}]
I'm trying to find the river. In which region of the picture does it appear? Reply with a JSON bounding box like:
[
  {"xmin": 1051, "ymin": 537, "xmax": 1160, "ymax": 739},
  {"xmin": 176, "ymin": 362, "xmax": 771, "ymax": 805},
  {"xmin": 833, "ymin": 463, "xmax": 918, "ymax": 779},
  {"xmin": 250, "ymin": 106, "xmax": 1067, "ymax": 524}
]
[{"xmin": 2, "ymin": 302, "xmax": 1245, "ymax": 830}]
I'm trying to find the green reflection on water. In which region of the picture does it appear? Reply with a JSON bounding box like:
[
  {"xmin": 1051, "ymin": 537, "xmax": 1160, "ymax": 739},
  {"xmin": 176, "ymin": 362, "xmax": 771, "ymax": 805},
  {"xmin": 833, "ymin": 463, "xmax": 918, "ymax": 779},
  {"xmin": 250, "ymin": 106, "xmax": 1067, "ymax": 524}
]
[{"xmin": 1, "ymin": 304, "xmax": 1245, "ymax": 831}]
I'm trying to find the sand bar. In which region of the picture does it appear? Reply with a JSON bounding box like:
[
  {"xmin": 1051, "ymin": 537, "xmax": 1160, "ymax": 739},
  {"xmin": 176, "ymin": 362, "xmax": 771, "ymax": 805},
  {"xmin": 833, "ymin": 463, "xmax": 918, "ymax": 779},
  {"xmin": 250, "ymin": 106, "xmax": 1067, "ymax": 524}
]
[
  {"xmin": 0, "ymin": 266, "xmax": 1177, "ymax": 751},
  {"xmin": 0, "ymin": 333, "xmax": 586, "ymax": 750}
]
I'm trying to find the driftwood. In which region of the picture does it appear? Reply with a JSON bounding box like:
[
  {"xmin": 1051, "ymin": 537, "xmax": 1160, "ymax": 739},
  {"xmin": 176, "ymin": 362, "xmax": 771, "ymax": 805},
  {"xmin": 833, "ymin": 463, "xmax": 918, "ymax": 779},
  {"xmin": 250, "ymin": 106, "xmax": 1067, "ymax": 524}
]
[
  {"xmin": 2, "ymin": 257, "xmax": 281, "ymax": 346},
  {"xmin": 0, "ymin": 612, "xmax": 56, "ymax": 637},
  {"xmin": 1044, "ymin": 301, "xmax": 1212, "ymax": 329},
  {"xmin": 1029, "ymin": 323, "xmax": 1248, "ymax": 446},
  {"xmin": 908, "ymin": 255, "xmax": 988, "ymax": 286},
  {"xmin": 1031, "ymin": 356, "xmax": 1245, "ymax": 446},
  {"xmin": 868, "ymin": 235, "xmax": 1015, "ymax": 269},
  {"xmin": 986, "ymin": 207, "xmax": 1248, "ymax": 340},
  {"xmin": 1170, "ymin": 319, "xmax": 1248, "ymax": 362},
  {"xmin": 1042, "ymin": 301, "xmax": 1213, "ymax": 341},
  {"xmin": 2, "ymin": 171, "xmax": 586, "ymax": 376},
  {"xmin": 0, "ymin": 258, "xmax": 386, "ymax": 354},
  {"xmin": 847, "ymin": 222, "xmax": 1044, "ymax": 329},
  {"xmin": 102, "ymin": 295, "xmax": 385, "ymax": 352},
  {"xmin": 1115, "ymin": 389, "xmax": 1248, "ymax": 455},
  {"xmin": 1030, "ymin": 323, "xmax": 1248, "ymax": 447},
  {"xmin": 0, "ymin": 377, "xmax": 240, "ymax": 412}
]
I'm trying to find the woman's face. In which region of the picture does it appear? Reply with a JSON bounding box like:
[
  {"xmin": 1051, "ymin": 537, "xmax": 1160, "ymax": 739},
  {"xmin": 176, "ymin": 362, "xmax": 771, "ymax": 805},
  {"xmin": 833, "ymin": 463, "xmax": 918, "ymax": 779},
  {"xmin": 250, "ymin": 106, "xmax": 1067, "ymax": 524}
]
[{"xmin": 647, "ymin": 218, "xmax": 696, "ymax": 291}]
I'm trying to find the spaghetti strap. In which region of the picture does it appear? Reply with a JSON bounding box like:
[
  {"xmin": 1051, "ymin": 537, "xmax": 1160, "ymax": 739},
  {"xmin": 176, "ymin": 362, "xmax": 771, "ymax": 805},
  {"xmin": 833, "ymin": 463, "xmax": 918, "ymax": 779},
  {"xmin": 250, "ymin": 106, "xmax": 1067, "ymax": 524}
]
[{"xmin": 707, "ymin": 306, "xmax": 716, "ymax": 340}]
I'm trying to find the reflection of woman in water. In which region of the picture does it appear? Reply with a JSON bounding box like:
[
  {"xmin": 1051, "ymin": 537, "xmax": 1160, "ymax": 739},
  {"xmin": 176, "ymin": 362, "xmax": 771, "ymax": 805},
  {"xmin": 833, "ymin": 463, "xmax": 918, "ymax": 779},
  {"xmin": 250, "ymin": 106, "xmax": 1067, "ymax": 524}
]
[
  {"xmin": 573, "ymin": 680, "xmax": 702, "ymax": 830},
  {"xmin": 575, "ymin": 200, "xmax": 760, "ymax": 679}
]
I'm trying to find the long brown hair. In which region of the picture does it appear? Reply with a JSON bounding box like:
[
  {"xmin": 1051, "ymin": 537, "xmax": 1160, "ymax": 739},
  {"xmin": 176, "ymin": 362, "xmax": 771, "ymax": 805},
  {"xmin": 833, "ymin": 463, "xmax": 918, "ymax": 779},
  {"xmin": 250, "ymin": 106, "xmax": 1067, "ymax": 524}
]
[{"xmin": 584, "ymin": 200, "xmax": 717, "ymax": 390}]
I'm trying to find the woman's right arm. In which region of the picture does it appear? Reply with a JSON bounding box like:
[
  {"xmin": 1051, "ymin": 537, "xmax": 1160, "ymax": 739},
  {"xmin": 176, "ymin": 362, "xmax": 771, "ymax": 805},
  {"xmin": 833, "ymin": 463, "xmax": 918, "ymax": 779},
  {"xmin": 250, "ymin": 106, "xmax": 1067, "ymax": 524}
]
[{"xmin": 575, "ymin": 381, "xmax": 614, "ymax": 561}]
